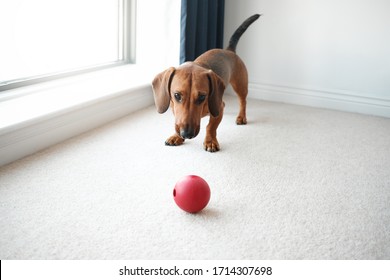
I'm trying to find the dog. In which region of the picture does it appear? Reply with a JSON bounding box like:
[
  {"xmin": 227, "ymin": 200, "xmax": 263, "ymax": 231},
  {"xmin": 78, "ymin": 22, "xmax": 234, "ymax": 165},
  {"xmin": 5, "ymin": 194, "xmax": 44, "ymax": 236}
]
[{"xmin": 152, "ymin": 14, "xmax": 260, "ymax": 152}]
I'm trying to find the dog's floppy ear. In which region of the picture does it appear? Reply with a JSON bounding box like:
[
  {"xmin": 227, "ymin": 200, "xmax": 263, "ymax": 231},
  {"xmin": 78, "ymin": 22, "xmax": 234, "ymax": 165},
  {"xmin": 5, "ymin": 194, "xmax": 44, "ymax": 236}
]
[
  {"xmin": 207, "ymin": 70, "xmax": 226, "ymax": 117},
  {"xmin": 152, "ymin": 67, "xmax": 175, "ymax": 114}
]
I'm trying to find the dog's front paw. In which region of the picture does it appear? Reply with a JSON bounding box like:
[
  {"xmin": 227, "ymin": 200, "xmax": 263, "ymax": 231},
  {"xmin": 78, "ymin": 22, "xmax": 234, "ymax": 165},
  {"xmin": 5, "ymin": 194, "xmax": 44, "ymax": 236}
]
[
  {"xmin": 203, "ymin": 138, "xmax": 220, "ymax": 153},
  {"xmin": 236, "ymin": 115, "xmax": 247, "ymax": 125},
  {"xmin": 165, "ymin": 135, "xmax": 185, "ymax": 146}
]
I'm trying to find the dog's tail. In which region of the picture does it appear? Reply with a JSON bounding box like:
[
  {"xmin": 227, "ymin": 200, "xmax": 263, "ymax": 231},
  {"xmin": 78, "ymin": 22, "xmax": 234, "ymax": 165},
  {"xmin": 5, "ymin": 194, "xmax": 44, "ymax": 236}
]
[{"xmin": 226, "ymin": 14, "xmax": 261, "ymax": 53}]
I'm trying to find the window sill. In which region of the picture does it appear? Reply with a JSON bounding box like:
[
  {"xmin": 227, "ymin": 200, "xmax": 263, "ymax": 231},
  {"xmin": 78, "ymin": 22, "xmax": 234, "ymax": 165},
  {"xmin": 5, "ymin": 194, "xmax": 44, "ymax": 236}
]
[{"xmin": 0, "ymin": 65, "xmax": 155, "ymax": 166}]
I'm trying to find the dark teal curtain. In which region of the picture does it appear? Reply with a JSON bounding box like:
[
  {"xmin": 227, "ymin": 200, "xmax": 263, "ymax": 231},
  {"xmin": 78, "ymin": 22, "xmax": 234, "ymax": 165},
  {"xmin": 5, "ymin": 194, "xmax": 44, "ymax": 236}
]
[{"xmin": 180, "ymin": 0, "xmax": 225, "ymax": 63}]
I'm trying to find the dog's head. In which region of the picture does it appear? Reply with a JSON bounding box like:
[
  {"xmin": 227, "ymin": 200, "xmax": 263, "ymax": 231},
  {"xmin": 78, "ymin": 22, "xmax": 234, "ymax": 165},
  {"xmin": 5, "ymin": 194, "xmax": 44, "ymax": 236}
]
[{"xmin": 152, "ymin": 63, "xmax": 225, "ymax": 139}]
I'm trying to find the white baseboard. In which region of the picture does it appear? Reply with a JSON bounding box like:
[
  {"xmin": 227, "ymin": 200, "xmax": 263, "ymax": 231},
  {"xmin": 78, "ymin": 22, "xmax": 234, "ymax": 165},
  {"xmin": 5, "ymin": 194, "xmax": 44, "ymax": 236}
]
[
  {"xmin": 236, "ymin": 82, "xmax": 390, "ymax": 118},
  {"xmin": 2, "ymin": 79, "xmax": 388, "ymax": 167},
  {"xmin": 0, "ymin": 85, "xmax": 153, "ymax": 167}
]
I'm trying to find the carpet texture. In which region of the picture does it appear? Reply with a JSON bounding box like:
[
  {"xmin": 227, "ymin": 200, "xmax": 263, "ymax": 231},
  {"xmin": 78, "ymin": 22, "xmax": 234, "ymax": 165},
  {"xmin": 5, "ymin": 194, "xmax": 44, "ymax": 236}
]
[{"xmin": 1, "ymin": 96, "xmax": 389, "ymax": 259}]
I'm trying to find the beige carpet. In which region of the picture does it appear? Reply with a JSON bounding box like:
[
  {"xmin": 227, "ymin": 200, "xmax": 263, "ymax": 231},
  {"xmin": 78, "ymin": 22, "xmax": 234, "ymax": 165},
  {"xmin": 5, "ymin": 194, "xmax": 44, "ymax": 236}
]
[{"xmin": 1, "ymin": 95, "xmax": 389, "ymax": 259}]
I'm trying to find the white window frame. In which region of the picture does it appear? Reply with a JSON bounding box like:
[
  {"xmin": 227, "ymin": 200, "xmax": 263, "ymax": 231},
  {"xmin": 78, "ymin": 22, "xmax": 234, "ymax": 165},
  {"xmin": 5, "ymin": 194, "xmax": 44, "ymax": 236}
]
[
  {"xmin": 0, "ymin": 0, "xmax": 137, "ymax": 93},
  {"xmin": 0, "ymin": 0, "xmax": 181, "ymax": 167}
]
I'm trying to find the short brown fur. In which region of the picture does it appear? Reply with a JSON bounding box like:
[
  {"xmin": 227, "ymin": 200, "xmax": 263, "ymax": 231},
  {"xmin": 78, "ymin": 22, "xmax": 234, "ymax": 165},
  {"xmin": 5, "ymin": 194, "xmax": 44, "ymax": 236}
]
[{"xmin": 152, "ymin": 14, "xmax": 260, "ymax": 152}]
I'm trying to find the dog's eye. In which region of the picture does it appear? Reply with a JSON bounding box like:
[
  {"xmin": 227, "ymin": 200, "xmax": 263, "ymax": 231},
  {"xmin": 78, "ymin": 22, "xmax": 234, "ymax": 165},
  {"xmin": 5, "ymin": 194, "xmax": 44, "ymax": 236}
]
[
  {"xmin": 174, "ymin": 93, "xmax": 182, "ymax": 102},
  {"xmin": 196, "ymin": 94, "xmax": 206, "ymax": 104}
]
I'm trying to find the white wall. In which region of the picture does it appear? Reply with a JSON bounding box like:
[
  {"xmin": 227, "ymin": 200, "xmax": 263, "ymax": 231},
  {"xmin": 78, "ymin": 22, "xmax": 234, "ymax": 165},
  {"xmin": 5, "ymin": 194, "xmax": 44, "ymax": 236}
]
[
  {"xmin": 224, "ymin": 0, "xmax": 390, "ymax": 117},
  {"xmin": 137, "ymin": 0, "xmax": 181, "ymax": 69}
]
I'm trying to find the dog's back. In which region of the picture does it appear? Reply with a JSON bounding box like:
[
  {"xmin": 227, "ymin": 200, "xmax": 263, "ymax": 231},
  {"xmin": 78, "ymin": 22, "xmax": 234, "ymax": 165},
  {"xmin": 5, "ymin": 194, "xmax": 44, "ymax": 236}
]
[
  {"xmin": 194, "ymin": 14, "xmax": 261, "ymax": 85},
  {"xmin": 152, "ymin": 14, "xmax": 261, "ymax": 152}
]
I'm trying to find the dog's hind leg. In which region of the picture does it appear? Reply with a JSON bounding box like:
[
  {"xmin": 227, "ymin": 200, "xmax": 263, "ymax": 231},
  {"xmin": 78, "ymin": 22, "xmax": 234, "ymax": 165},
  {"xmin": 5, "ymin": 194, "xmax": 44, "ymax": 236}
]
[
  {"xmin": 234, "ymin": 90, "xmax": 247, "ymax": 125},
  {"xmin": 230, "ymin": 59, "xmax": 248, "ymax": 125}
]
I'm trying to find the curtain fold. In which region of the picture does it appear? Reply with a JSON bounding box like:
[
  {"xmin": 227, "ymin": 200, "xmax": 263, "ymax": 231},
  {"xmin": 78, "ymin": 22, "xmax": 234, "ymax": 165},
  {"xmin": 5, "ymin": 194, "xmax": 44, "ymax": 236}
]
[{"xmin": 180, "ymin": 0, "xmax": 225, "ymax": 63}]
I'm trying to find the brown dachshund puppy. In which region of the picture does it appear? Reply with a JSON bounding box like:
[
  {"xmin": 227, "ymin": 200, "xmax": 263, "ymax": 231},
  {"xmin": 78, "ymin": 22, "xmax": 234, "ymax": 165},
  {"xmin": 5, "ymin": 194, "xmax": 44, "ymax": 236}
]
[{"xmin": 152, "ymin": 14, "xmax": 260, "ymax": 152}]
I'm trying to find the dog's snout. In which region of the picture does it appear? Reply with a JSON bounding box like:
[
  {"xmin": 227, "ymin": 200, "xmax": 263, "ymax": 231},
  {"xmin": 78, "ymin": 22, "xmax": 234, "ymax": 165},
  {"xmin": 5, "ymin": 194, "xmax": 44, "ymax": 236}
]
[{"xmin": 180, "ymin": 129, "xmax": 195, "ymax": 139}]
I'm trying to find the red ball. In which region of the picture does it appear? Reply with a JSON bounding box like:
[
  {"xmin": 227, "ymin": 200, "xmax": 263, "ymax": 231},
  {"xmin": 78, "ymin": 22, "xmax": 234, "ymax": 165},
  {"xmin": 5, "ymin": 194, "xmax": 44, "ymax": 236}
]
[{"xmin": 173, "ymin": 175, "xmax": 211, "ymax": 213}]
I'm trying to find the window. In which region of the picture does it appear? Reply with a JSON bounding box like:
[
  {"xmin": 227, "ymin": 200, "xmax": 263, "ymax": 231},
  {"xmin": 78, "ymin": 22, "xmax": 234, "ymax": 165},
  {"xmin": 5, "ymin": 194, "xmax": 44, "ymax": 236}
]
[{"xmin": 0, "ymin": 0, "xmax": 135, "ymax": 91}]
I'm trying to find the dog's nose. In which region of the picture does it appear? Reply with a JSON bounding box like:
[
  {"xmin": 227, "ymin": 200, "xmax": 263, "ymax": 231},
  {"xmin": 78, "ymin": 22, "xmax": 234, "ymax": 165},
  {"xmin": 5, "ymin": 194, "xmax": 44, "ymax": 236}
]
[{"xmin": 180, "ymin": 129, "xmax": 195, "ymax": 139}]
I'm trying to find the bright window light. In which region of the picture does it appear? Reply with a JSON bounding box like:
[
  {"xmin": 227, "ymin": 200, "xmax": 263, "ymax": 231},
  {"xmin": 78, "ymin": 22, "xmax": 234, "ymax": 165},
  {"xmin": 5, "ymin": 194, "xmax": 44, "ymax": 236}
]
[{"xmin": 0, "ymin": 0, "xmax": 122, "ymax": 85}]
